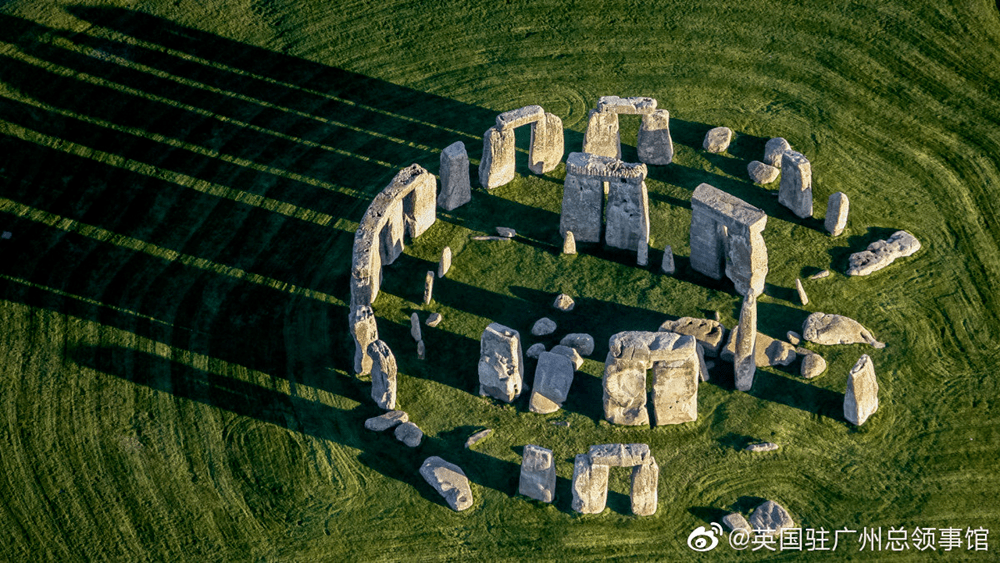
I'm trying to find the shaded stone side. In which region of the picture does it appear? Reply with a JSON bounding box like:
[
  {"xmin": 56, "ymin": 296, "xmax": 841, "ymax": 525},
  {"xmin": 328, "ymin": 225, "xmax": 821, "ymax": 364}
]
[
  {"xmin": 478, "ymin": 323, "xmax": 524, "ymax": 402},
  {"xmin": 734, "ymin": 292, "xmax": 757, "ymax": 391},
  {"xmin": 571, "ymin": 454, "xmax": 610, "ymax": 514},
  {"xmin": 529, "ymin": 112, "xmax": 564, "ymax": 174},
  {"xmin": 690, "ymin": 183, "xmax": 768, "ymax": 295},
  {"xmin": 438, "ymin": 141, "xmax": 471, "ymax": 211},
  {"xmin": 605, "ymin": 177, "xmax": 648, "ymax": 252},
  {"xmin": 529, "ymin": 351, "xmax": 576, "ymax": 414},
  {"xmin": 559, "ymin": 172, "xmax": 604, "ymax": 243},
  {"xmin": 368, "ymin": 339, "xmax": 397, "ymax": 409},
  {"xmin": 637, "ymin": 109, "xmax": 673, "ymax": 165},
  {"xmin": 582, "ymin": 110, "xmax": 621, "ymax": 159},
  {"xmin": 349, "ymin": 304, "xmax": 379, "ymax": 375},
  {"xmin": 479, "ymin": 126, "xmax": 515, "ymax": 189},
  {"xmin": 778, "ymin": 150, "xmax": 813, "ymax": 218}
]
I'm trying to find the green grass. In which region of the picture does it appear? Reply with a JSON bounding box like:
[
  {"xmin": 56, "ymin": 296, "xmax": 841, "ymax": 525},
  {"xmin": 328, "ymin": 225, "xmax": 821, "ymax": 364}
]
[{"xmin": 0, "ymin": 0, "xmax": 999, "ymax": 560}]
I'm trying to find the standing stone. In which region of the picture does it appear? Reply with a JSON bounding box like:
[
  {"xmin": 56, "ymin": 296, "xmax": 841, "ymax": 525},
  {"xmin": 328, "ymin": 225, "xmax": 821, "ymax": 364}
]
[
  {"xmin": 637, "ymin": 109, "xmax": 673, "ymax": 165},
  {"xmin": 602, "ymin": 359, "xmax": 650, "ymax": 426},
  {"xmin": 553, "ymin": 293, "xmax": 576, "ymax": 312},
  {"xmin": 365, "ymin": 410, "xmax": 408, "ymax": 432},
  {"xmin": 438, "ymin": 246, "xmax": 452, "ymax": 278},
  {"xmin": 606, "ymin": 178, "xmax": 649, "ymax": 253},
  {"xmin": 395, "ymin": 421, "xmax": 423, "ymax": 447},
  {"xmin": 703, "ymin": 127, "xmax": 733, "ymax": 153},
  {"xmin": 531, "ymin": 317, "xmax": 557, "ymax": 336},
  {"xmin": 661, "ymin": 244, "xmax": 675, "ymax": 274},
  {"xmin": 847, "ymin": 231, "xmax": 921, "ymax": 276},
  {"xmin": 825, "ymin": 192, "xmax": 849, "ymax": 236},
  {"xmin": 478, "ymin": 323, "xmax": 524, "ymax": 402},
  {"xmin": 795, "ymin": 278, "xmax": 809, "ymax": 306},
  {"xmin": 423, "ymin": 271, "xmax": 434, "ymax": 305},
  {"xmin": 560, "ymin": 333, "xmax": 595, "ymax": 356},
  {"xmin": 764, "ymin": 137, "xmax": 791, "ymax": 167},
  {"xmin": 438, "ymin": 141, "xmax": 471, "ymax": 210},
  {"xmin": 529, "ymin": 112, "xmax": 564, "ymax": 174},
  {"xmin": 630, "ymin": 457, "xmax": 659, "ymax": 516},
  {"xmin": 368, "ymin": 340, "xmax": 397, "ymax": 409},
  {"xmin": 420, "ymin": 456, "xmax": 474, "ymax": 511},
  {"xmin": 410, "ymin": 312, "xmax": 422, "ymax": 343},
  {"xmin": 519, "ymin": 445, "xmax": 556, "ymax": 503},
  {"xmin": 562, "ymin": 231, "xmax": 577, "ymax": 255},
  {"xmin": 582, "ymin": 110, "xmax": 621, "ymax": 159},
  {"xmin": 750, "ymin": 500, "xmax": 794, "ymax": 535},
  {"xmin": 350, "ymin": 304, "xmax": 379, "ymax": 375},
  {"xmin": 651, "ymin": 348, "xmax": 700, "ymax": 425},
  {"xmin": 417, "ymin": 339, "xmax": 425, "ymax": 360},
  {"xmin": 560, "ymin": 165, "xmax": 605, "ymax": 243},
  {"xmin": 778, "ymin": 150, "xmax": 813, "ymax": 218},
  {"xmin": 734, "ymin": 292, "xmax": 758, "ymax": 391},
  {"xmin": 529, "ymin": 352, "xmax": 576, "ymax": 414},
  {"xmin": 845, "ymin": 354, "xmax": 878, "ymax": 425},
  {"xmin": 571, "ymin": 454, "xmax": 609, "ymax": 514},
  {"xmin": 747, "ymin": 160, "xmax": 780, "ymax": 184},
  {"xmin": 479, "ymin": 126, "xmax": 515, "ymax": 189}
]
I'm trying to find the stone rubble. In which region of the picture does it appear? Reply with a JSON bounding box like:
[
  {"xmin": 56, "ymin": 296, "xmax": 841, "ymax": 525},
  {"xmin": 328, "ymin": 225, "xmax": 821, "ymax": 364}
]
[
  {"xmin": 496, "ymin": 226, "xmax": 516, "ymax": 238},
  {"xmin": 531, "ymin": 317, "xmax": 557, "ymax": 336},
  {"xmin": 787, "ymin": 330, "xmax": 801, "ymax": 345},
  {"xmin": 661, "ymin": 244, "xmax": 675, "ymax": 274},
  {"xmin": 526, "ymin": 343, "xmax": 546, "ymax": 359},
  {"xmin": 426, "ymin": 312, "xmax": 442, "ymax": 327},
  {"xmin": 395, "ymin": 421, "xmax": 423, "ymax": 447},
  {"xmin": 800, "ymin": 352, "xmax": 827, "ymax": 378},
  {"xmin": 562, "ymin": 231, "xmax": 577, "ymax": 255},
  {"xmin": 465, "ymin": 429, "xmax": 492, "ymax": 449},
  {"xmin": 745, "ymin": 442, "xmax": 780, "ymax": 453},
  {"xmin": 722, "ymin": 513, "xmax": 753, "ymax": 534},
  {"xmin": 809, "ymin": 269, "xmax": 831, "ymax": 280},
  {"xmin": 795, "ymin": 278, "xmax": 809, "ymax": 306},
  {"xmin": 749, "ymin": 500, "xmax": 794, "ymax": 535},
  {"xmin": 550, "ymin": 344, "xmax": 584, "ymax": 370}
]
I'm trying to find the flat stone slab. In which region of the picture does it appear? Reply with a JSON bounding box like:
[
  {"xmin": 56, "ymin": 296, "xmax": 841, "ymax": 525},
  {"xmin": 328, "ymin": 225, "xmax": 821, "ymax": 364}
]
[
  {"xmin": 395, "ymin": 421, "xmax": 423, "ymax": 447},
  {"xmin": 745, "ymin": 442, "xmax": 780, "ymax": 453},
  {"xmin": 587, "ymin": 443, "xmax": 652, "ymax": 467},
  {"xmin": 364, "ymin": 410, "xmax": 409, "ymax": 432},
  {"xmin": 749, "ymin": 500, "xmax": 794, "ymax": 535},
  {"xmin": 560, "ymin": 333, "xmax": 595, "ymax": 356},
  {"xmin": 420, "ymin": 456, "xmax": 474, "ymax": 511},
  {"xmin": 747, "ymin": 160, "xmax": 780, "ymax": 184},
  {"xmin": 495, "ymin": 105, "xmax": 544, "ymax": 131},
  {"xmin": 809, "ymin": 269, "xmax": 831, "ymax": 280},
  {"xmin": 703, "ymin": 127, "xmax": 733, "ymax": 153},
  {"xmin": 596, "ymin": 95, "xmax": 657, "ymax": 114},
  {"xmin": 722, "ymin": 329, "xmax": 797, "ymax": 367},
  {"xmin": 802, "ymin": 312, "xmax": 885, "ymax": 348},
  {"xmin": 658, "ymin": 317, "xmax": 727, "ymax": 357},
  {"xmin": 847, "ymin": 230, "xmax": 920, "ymax": 276},
  {"xmin": 464, "ymin": 429, "xmax": 492, "ymax": 449}
]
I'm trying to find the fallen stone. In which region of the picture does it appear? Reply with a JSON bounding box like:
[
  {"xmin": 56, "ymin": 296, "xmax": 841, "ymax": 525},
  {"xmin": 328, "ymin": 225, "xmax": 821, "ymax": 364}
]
[
  {"xmin": 734, "ymin": 292, "xmax": 757, "ymax": 391},
  {"xmin": 438, "ymin": 247, "xmax": 452, "ymax": 278},
  {"xmin": 395, "ymin": 421, "xmax": 423, "ymax": 447},
  {"xmin": 749, "ymin": 500, "xmax": 794, "ymax": 535},
  {"xmin": 438, "ymin": 141, "xmax": 471, "ymax": 211},
  {"xmin": 658, "ymin": 317, "xmax": 727, "ymax": 357},
  {"xmin": 553, "ymin": 293, "xmax": 575, "ymax": 312},
  {"xmin": 471, "ymin": 235, "xmax": 512, "ymax": 241},
  {"xmin": 364, "ymin": 410, "xmax": 408, "ymax": 432},
  {"xmin": 809, "ymin": 270, "xmax": 831, "ymax": 280},
  {"xmin": 588, "ymin": 443, "xmax": 651, "ymax": 467},
  {"xmin": 703, "ymin": 127, "xmax": 733, "ymax": 153},
  {"xmin": 722, "ymin": 513, "xmax": 752, "ymax": 534},
  {"xmin": 465, "ymin": 429, "xmax": 492, "ymax": 448},
  {"xmin": 529, "ymin": 351, "xmax": 576, "ymax": 414},
  {"xmin": 478, "ymin": 323, "xmax": 524, "ymax": 402},
  {"xmin": 825, "ymin": 192, "xmax": 849, "ymax": 236},
  {"xmin": 637, "ymin": 109, "xmax": 674, "ymax": 165},
  {"xmin": 526, "ymin": 343, "xmax": 546, "ymax": 359},
  {"xmin": 571, "ymin": 454, "xmax": 609, "ymax": 514},
  {"xmin": 519, "ymin": 445, "xmax": 556, "ymax": 503},
  {"xmin": 747, "ymin": 160, "xmax": 780, "ymax": 184},
  {"xmin": 787, "ymin": 331, "xmax": 801, "ymax": 345},
  {"xmin": 368, "ymin": 340, "xmax": 397, "ymax": 409},
  {"xmin": 778, "ymin": 150, "xmax": 813, "ymax": 218},
  {"xmin": 795, "ymin": 278, "xmax": 808, "ymax": 306},
  {"xmin": 550, "ymin": 420, "xmax": 570, "ymax": 427},
  {"xmin": 420, "ymin": 456, "xmax": 474, "ymax": 511},
  {"xmin": 845, "ymin": 354, "xmax": 878, "ymax": 425},
  {"xmin": 410, "ymin": 313, "xmax": 422, "ymax": 342},
  {"xmin": 550, "ymin": 345, "xmax": 584, "ymax": 370},
  {"xmin": 846, "ymin": 230, "xmax": 920, "ymax": 276},
  {"xmin": 496, "ymin": 226, "xmax": 516, "ymax": 238},
  {"xmin": 661, "ymin": 244, "xmax": 675, "ymax": 274},
  {"xmin": 0, "ymin": 232, "xmax": 11, "ymax": 240},
  {"xmin": 800, "ymin": 353, "xmax": 827, "ymax": 378},
  {"xmin": 531, "ymin": 317, "xmax": 557, "ymax": 336},
  {"xmin": 630, "ymin": 456, "xmax": 659, "ymax": 516},
  {"xmin": 722, "ymin": 328, "xmax": 797, "ymax": 367},
  {"xmin": 560, "ymin": 333, "xmax": 595, "ymax": 356},
  {"xmin": 562, "ymin": 231, "xmax": 577, "ymax": 255},
  {"xmin": 802, "ymin": 312, "xmax": 884, "ymax": 348},
  {"xmin": 745, "ymin": 442, "xmax": 780, "ymax": 453},
  {"xmin": 423, "ymin": 271, "xmax": 434, "ymax": 305},
  {"xmin": 426, "ymin": 312, "xmax": 442, "ymax": 327},
  {"xmin": 763, "ymin": 137, "xmax": 791, "ymax": 167}
]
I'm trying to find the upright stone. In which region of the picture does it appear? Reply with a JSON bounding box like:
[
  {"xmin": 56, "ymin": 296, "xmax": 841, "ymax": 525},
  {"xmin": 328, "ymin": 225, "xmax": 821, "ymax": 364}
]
[
  {"xmin": 349, "ymin": 304, "xmax": 379, "ymax": 375},
  {"xmin": 703, "ymin": 127, "xmax": 733, "ymax": 153},
  {"xmin": 560, "ymin": 165, "xmax": 605, "ymax": 242},
  {"xmin": 763, "ymin": 137, "xmax": 791, "ymax": 167},
  {"xmin": 603, "ymin": 358, "xmax": 650, "ymax": 426},
  {"xmin": 571, "ymin": 454, "xmax": 610, "ymax": 514},
  {"xmin": 529, "ymin": 351, "xmax": 576, "ymax": 414},
  {"xmin": 410, "ymin": 312, "xmax": 422, "ymax": 343},
  {"xmin": 438, "ymin": 141, "xmax": 471, "ymax": 210},
  {"xmin": 368, "ymin": 339, "xmax": 397, "ymax": 409},
  {"xmin": 630, "ymin": 457, "xmax": 659, "ymax": 516},
  {"xmin": 844, "ymin": 354, "xmax": 878, "ymax": 425},
  {"xmin": 529, "ymin": 112, "xmax": 564, "ymax": 174},
  {"xmin": 795, "ymin": 278, "xmax": 809, "ymax": 306},
  {"xmin": 423, "ymin": 271, "xmax": 434, "ymax": 305},
  {"xmin": 726, "ymin": 224, "xmax": 769, "ymax": 297},
  {"xmin": 650, "ymin": 341, "xmax": 700, "ymax": 425},
  {"xmin": 661, "ymin": 244, "xmax": 675, "ymax": 274},
  {"xmin": 637, "ymin": 109, "xmax": 673, "ymax": 165},
  {"xmin": 400, "ymin": 165, "xmax": 437, "ymax": 238},
  {"xmin": 478, "ymin": 323, "xmax": 524, "ymax": 402},
  {"xmin": 519, "ymin": 445, "xmax": 556, "ymax": 503},
  {"xmin": 562, "ymin": 231, "xmax": 577, "ymax": 255},
  {"xmin": 734, "ymin": 292, "xmax": 758, "ymax": 391},
  {"xmin": 438, "ymin": 246, "xmax": 452, "ymax": 278},
  {"xmin": 582, "ymin": 110, "xmax": 621, "ymax": 159},
  {"xmin": 479, "ymin": 126, "xmax": 515, "ymax": 189},
  {"xmin": 420, "ymin": 456, "xmax": 474, "ymax": 511},
  {"xmin": 825, "ymin": 192, "xmax": 849, "ymax": 236},
  {"xmin": 778, "ymin": 150, "xmax": 813, "ymax": 218},
  {"xmin": 606, "ymin": 178, "xmax": 649, "ymax": 252}
]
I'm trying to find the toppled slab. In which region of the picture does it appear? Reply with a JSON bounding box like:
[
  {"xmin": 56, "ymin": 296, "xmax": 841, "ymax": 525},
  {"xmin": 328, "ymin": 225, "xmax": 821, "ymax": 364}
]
[
  {"xmin": 747, "ymin": 160, "xmax": 780, "ymax": 184},
  {"xmin": 519, "ymin": 444, "xmax": 556, "ymax": 503},
  {"xmin": 802, "ymin": 312, "xmax": 884, "ymax": 348},
  {"xmin": 809, "ymin": 269, "xmax": 831, "ymax": 280},
  {"xmin": 658, "ymin": 317, "xmax": 727, "ymax": 357},
  {"xmin": 395, "ymin": 421, "xmax": 423, "ymax": 447},
  {"xmin": 365, "ymin": 410, "xmax": 408, "ymax": 432},
  {"xmin": 464, "ymin": 429, "xmax": 492, "ymax": 449},
  {"xmin": 703, "ymin": 127, "xmax": 733, "ymax": 153},
  {"xmin": 588, "ymin": 443, "xmax": 652, "ymax": 467},
  {"xmin": 478, "ymin": 323, "xmax": 524, "ymax": 402},
  {"xmin": 496, "ymin": 226, "xmax": 516, "ymax": 238},
  {"xmin": 420, "ymin": 456, "xmax": 474, "ymax": 511},
  {"xmin": 795, "ymin": 278, "xmax": 809, "ymax": 306},
  {"xmin": 529, "ymin": 351, "xmax": 576, "ymax": 414},
  {"xmin": 745, "ymin": 442, "xmax": 780, "ymax": 453},
  {"xmin": 749, "ymin": 500, "xmax": 794, "ymax": 534},
  {"xmin": 722, "ymin": 328, "xmax": 797, "ymax": 367},
  {"xmin": 846, "ymin": 230, "xmax": 920, "ymax": 276},
  {"xmin": 845, "ymin": 354, "xmax": 879, "ymax": 425}
]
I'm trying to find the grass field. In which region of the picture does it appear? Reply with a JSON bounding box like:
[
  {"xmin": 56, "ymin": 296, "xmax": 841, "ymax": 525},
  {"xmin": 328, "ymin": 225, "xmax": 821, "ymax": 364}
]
[{"xmin": 1, "ymin": 0, "xmax": 999, "ymax": 560}]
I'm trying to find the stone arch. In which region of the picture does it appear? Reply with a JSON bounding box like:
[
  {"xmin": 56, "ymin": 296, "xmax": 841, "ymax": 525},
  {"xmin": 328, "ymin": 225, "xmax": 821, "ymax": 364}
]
[
  {"xmin": 582, "ymin": 96, "xmax": 673, "ymax": 166},
  {"xmin": 479, "ymin": 105, "xmax": 564, "ymax": 189},
  {"xmin": 571, "ymin": 443, "xmax": 659, "ymax": 516}
]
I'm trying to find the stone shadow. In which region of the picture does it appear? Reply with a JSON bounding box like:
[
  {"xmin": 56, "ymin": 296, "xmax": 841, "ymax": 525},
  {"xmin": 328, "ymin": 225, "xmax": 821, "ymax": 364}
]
[
  {"xmin": 689, "ymin": 506, "xmax": 731, "ymax": 526},
  {"xmin": 746, "ymin": 370, "xmax": 843, "ymax": 420}
]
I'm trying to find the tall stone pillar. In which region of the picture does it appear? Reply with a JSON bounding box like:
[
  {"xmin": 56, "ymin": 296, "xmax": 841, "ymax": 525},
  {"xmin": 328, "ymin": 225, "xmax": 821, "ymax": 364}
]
[
  {"xmin": 529, "ymin": 112, "xmax": 564, "ymax": 174},
  {"xmin": 637, "ymin": 109, "xmax": 673, "ymax": 165},
  {"xmin": 479, "ymin": 126, "xmax": 515, "ymax": 189},
  {"xmin": 583, "ymin": 110, "xmax": 621, "ymax": 159}
]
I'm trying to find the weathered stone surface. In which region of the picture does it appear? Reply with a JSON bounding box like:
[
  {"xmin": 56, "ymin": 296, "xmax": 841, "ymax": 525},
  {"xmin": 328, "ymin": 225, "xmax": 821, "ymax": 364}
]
[
  {"xmin": 571, "ymin": 454, "xmax": 609, "ymax": 514},
  {"xmin": 560, "ymin": 333, "xmax": 595, "ymax": 356},
  {"xmin": 847, "ymin": 230, "xmax": 921, "ymax": 276},
  {"xmin": 596, "ymin": 96, "xmax": 657, "ymax": 114},
  {"xmin": 365, "ymin": 410, "xmax": 408, "ymax": 432},
  {"xmin": 529, "ymin": 352, "xmax": 576, "ymax": 414},
  {"xmin": 560, "ymin": 167, "xmax": 605, "ymax": 243},
  {"xmin": 795, "ymin": 278, "xmax": 808, "ymax": 306},
  {"xmin": 465, "ymin": 429, "xmax": 492, "ymax": 448},
  {"xmin": 496, "ymin": 105, "xmax": 545, "ymax": 131},
  {"xmin": 582, "ymin": 110, "xmax": 621, "ymax": 159},
  {"xmin": 637, "ymin": 208, "xmax": 649, "ymax": 266},
  {"xmin": 750, "ymin": 500, "xmax": 794, "ymax": 535},
  {"xmin": 802, "ymin": 312, "xmax": 885, "ymax": 348},
  {"xmin": 519, "ymin": 445, "xmax": 556, "ymax": 503},
  {"xmin": 845, "ymin": 354, "xmax": 878, "ymax": 425},
  {"xmin": 810, "ymin": 269, "xmax": 831, "ymax": 280},
  {"xmin": 531, "ymin": 317, "xmax": 557, "ymax": 336},
  {"xmin": 553, "ymin": 293, "xmax": 575, "ymax": 312},
  {"xmin": 350, "ymin": 305, "xmax": 379, "ymax": 375},
  {"xmin": 395, "ymin": 421, "xmax": 423, "ymax": 447},
  {"xmin": 606, "ymin": 178, "xmax": 649, "ymax": 253},
  {"xmin": 764, "ymin": 137, "xmax": 791, "ymax": 167},
  {"xmin": 696, "ymin": 343, "xmax": 710, "ymax": 382},
  {"xmin": 420, "ymin": 456, "xmax": 473, "ymax": 511},
  {"xmin": 410, "ymin": 312, "xmax": 422, "ymax": 343},
  {"xmin": 745, "ymin": 442, "xmax": 780, "ymax": 453},
  {"xmin": 651, "ymin": 352, "xmax": 699, "ymax": 425},
  {"xmin": 588, "ymin": 443, "xmax": 651, "ymax": 467},
  {"xmin": 529, "ymin": 112, "xmax": 564, "ymax": 174},
  {"xmin": 550, "ymin": 345, "xmax": 584, "ymax": 370},
  {"xmin": 478, "ymin": 323, "xmax": 524, "ymax": 402},
  {"xmin": 658, "ymin": 317, "xmax": 727, "ymax": 357},
  {"xmin": 368, "ymin": 340, "xmax": 397, "ymax": 409},
  {"xmin": 562, "ymin": 231, "xmax": 577, "ymax": 255},
  {"xmin": 825, "ymin": 192, "xmax": 849, "ymax": 236},
  {"xmin": 734, "ymin": 293, "xmax": 757, "ymax": 391},
  {"xmin": 722, "ymin": 328, "xmax": 797, "ymax": 367},
  {"xmin": 800, "ymin": 352, "xmax": 827, "ymax": 378},
  {"xmin": 637, "ymin": 109, "xmax": 673, "ymax": 165},
  {"xmin": 778, "ymin": 150, "xmax": 813, "ymax": 218},
  {"xmin": 722, "ymin": 513, "xmax": 752, "ymax": 534},
  {"xmin": 748, "ymin": 160, "xmax": 780, "ymax": 184},
  {"xmin": 630, "ymin": 457, "xmax": 659, "ymax": 516},
  {"xmin": 661, "ymin": 244, "xmax": 675, "ymax": 274},
  {"xmin": 703, "ymin": 126, "xmax": 733, "ymax": 153},
  {"xmin": 690, "ymin": 183, "xmax": 768, "ymax": 296},
  {"xmin": 604, "ymin": 331, "xmax": 698, "ymax": 426},
  {"xmin": 561, "ymin": 152, "xmax": 648, "ymax": 245},
  {"xmin": 496, "ymin": 226, "xmax": 516, "ymax": 238},
  {"xmin": 438, "ymin": 246, "xmax": 452, "ymax": 278},
  {"xmin": 423, "ymin": 271, "xmax": 434, "ymax": 305},
  {"xmin": 526, "ymin": 343, "xmax": 546, "ymax": 359},
  {"xmin": 426, "ymin": 312, "xmax": 442, "ymax": 327},
  {"xmin": 438, "ymin": 141, "xmax": 471, "ymax": 211},
  {"xmin": 787, "ymin": 331, "xmax": 801, "ymax": 345},
  {"xmin": 479, "ymin": 126, "xmax": 515, "ymax": 189},
  {"xmin": 603, "ymin": 358, "xmax": 650, "ymax": 426}
]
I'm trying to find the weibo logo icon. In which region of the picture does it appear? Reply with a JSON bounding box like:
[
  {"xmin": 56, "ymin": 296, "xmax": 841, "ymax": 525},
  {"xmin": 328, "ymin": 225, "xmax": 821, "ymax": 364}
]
[{"xmin": 687, "ymin": 523, "xmax": 723, "ymax": 552}]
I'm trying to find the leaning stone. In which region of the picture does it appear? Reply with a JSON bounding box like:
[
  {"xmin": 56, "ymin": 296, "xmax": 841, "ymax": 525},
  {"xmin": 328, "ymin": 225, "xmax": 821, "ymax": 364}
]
[
  {"xmin": 562, "ymin": 231, "xmax": 577, "ymax": 255},
  {"xmin": 802, "ymin": 312, "xmax": 885, "ymax": 348},
  {"xmin": 560, "ymin": 333, "xmax": 595, "ymax": 356},
  {"xmin": 479, "ymin": 126, "xmax": 515, "ymax": 189},
  {"xmin": 764, "ymin": 137, "xmax": 791, "ymax": 167},
  {"xmin": 478, "ymin": 323, "xmax": 524, "ymax": 402},
  {"xmin": 658, "ymin": 317, "xmax": 727, "ymax": 357},
  {"xmin": 734, "ymin": 292, "xmax": 757, "ymax": 391},
  {"xmin": 703, "ymin": 127, "xmax": 733, "ymax": 153},
  {"xmin": 587, "ymin": 443, "xmax": 651, "ymax": 467},
  {"xmin": 749, "ymin": 500, "xmax": 794, "ymax": 535},
  {"xmin": 809, "ymin": 269, "xmax": 831, "ymax": 280},
  {"xmin": 787, "ymin": 331, "xmax": 801, "ymax": 345},
  {"xmin": 571, "ymin": 454, "xmax": 609, "ymax": 514},
  {"xmin": 529, "ymin": 351, "xmax": 575, "ymax": 414},
  {"xmin": 825, "ymin": 192, "xmax": 849, "ymax": 236},
  {"xmin": 495, "ymin": 105, "xmax": 544, "ymax": 131},
  {"xmin": 531, "ymin": 317, "xmax": 557, "ymax": 336},
  {"xmin": 438, "ymin": 246, "xmax": 452, "ymax": 278},
  {"xmin": 438, "ymin": 141, "xmax": 471, "ymax": 211},
  {"xmin": 800, "ymin": 353, "xmax": 827, "ymax": 378},
  {"xmin": 747, "ymin": 160, "xmax": 780, "ymax": 184},
  {"xmin": 722, "ymin": 513, "xmax": 752, "ymax": 534},
  {"xmin": 410, "ymin": 312, "xmax": 422, "ymax": 342},
  {"xmin": 553, "ymin": 293, "xmax": 576, "ymax": 312},
  {"xmin": 364, "ymin": 410, "xmax": 408, "ymax": 432},
  {"xmin": 550, "ymin": 345, "xmax": 584, "ymax": 370},
  {"xmin": 420, "ymin": 456, "xmax": 474, "ymax": 511},
  {"xmin": 368, "ymin": 340, "xmax": 397, "ymax": 409},
  {"xmin": 845, "ymin": 354, "xmax": 878, "ymax": 425},
  {"xmin": 526, "ymin": 343, "xmax": 546, "ymax": 359},
  {"xmin": 496, "ymin": 226, "xmax": 516, "ymax": 238},
  {"xmin": 464, "ymin": 429, "xmax": 492, "ymax": 449},
  {"xmin": 423, "ymin": 271, "xmax": 434, "ymax": 305},
  {"xmin": 795, "ymin": 278, "xmax": 808, "ymax": 306},
  {"xmin": 519, "ymin": 445, "xmax": 556, "ymax": 503},
  {"xmin": 745, "ymin": 442, "xmax": 780, "ymax": 453},
  {"xmin": 637, "ymin": 109, "xmax": 673, "ymax": 165},
  {"xmin": 661, "ymin": 244, "xmax": 675, "ymax": 274},
  {"xmin": 395, "ymin": 421, "xmax": 423, "ymax": 447},
  {"xmin": 426, "ymin": 312, "xmax": 442, "ymax": 327},
  {"xmin": 631, "ymin": 456, "xmax": 659, "ymax": 516},
  {"xmin": 846, "ymin": 231, "xmax": 921, "ymax": 276},
  {"xmin": 778, "ymin": 150, "xmax": 813, "ymax": 218}
]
